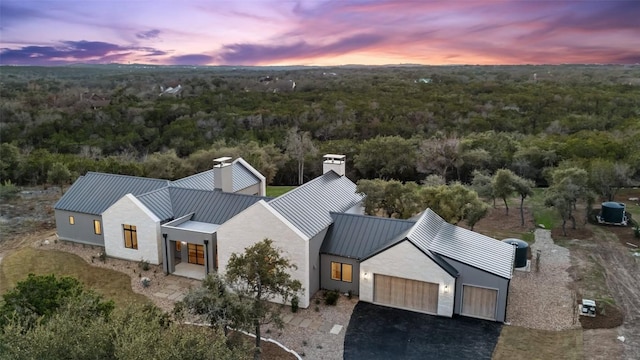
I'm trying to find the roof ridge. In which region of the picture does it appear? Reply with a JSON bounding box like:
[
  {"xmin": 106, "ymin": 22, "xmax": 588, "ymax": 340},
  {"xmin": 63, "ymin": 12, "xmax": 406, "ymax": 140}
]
[
  {"xmin": 269, "ymin": 171, "xmax": 339, "ymax": 203},
  {"xmin": 86, "ymin": 171, "xmax": 168, "ymax": 183},
  {"xmin": 329, "ymin": 211, "xmax": 417, "ymax": 224}
]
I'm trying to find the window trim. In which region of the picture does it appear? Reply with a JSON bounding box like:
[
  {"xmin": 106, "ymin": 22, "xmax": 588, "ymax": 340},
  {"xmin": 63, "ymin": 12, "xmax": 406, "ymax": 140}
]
[
  {"xmin": 330, "ymin": 261, "xmax": 353, "ymax": 283},
  {"xmin": 123, "ymin": 224, "xmax": 138, "ymax": 250},
  {"xmin": 93, "ymin": 220, "xmax": 102, "ymax": 235}
]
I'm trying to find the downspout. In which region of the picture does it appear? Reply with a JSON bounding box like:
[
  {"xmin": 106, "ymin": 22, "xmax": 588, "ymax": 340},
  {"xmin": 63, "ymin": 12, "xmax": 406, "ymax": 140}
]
[
  {"xmin": 203, "ymin": 239, "xmax": 209, "ymax": 275},
  {"xmin": 162, "ymin": 233, "xmax": 169, "ymax": 274}
]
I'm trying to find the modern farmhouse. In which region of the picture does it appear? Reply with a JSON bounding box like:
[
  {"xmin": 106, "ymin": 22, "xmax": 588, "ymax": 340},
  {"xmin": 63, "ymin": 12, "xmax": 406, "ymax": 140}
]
[{"xmin": 55, "ymin": 154, "xmax": 515, "ymax": 321}]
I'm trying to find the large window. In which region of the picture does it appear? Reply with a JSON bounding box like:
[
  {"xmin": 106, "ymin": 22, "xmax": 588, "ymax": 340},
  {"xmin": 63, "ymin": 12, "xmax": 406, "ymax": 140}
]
[
  {"xmin": 69, "ymin": 216, "xmax": 75, "ymax": 225},
  {"xmin": 123, "ymin": 224, "xmax": 138, "ymax": 249},
  {"xmin": 93, "ymin": 220, "xmax": 102, "ymax": 235},
  {"xmin": 331, "ymin": 262, "xmax": 352, "ymax": 283}
]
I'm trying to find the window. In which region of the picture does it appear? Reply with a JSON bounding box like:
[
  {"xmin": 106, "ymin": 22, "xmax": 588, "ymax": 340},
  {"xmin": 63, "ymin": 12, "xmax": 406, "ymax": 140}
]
[
  {"xmin": 188, "ymin": 244, "xmax": 205, "ymax": 265},
  {"xmin": 331, "ymin": 262, "xmax": 352, "ymax": 282},
  {"xmin": 123, "ymin": 224, "xmax": 137, "ymax": 249},
  {"xmin": 175, "ymin": 241, "xmax": 182, "ymax": 252},
  {"xmin": 69, "ymin": 216, "xmax": 75, "ymax": 225},
  {"xmin": 93, "ymin": 220, "xmax": 102, "ymax": 235}
]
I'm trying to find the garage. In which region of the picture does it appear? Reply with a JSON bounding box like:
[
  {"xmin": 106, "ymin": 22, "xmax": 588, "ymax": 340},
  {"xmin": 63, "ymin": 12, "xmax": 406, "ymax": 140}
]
[
  {"xmin": 374, "ymin": 274, "xmax": 439, "ymax": 314},
  {"xmin": 461, "ymin": 285, "xmax": 498, "ymax": 320}
]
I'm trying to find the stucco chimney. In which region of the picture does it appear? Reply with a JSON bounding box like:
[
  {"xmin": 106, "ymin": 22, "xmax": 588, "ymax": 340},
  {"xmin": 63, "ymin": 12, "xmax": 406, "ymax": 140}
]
[
  {"xmin": 213, "ymin": 157, "xmax": 233, "ymax": 193},
  {"xmin": 323, "ymin": 154, "xmax": 346, "ymax": 176}
]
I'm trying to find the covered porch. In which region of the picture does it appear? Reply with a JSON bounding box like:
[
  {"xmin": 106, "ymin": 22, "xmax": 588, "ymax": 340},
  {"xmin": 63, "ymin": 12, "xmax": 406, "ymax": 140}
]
[{"xmin": 161, "ymin": 213, "xmax": 218, "ymax": 279}]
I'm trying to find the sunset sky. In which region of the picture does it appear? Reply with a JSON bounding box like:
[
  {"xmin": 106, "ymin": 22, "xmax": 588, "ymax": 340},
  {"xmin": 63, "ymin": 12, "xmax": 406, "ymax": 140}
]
[{"xmin": 1, "ymin": 0, "xmax": 639, "ymax": 66}]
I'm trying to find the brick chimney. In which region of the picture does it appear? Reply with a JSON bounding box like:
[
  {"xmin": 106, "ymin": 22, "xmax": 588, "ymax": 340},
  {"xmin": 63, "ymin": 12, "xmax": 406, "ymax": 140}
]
[
  {"xmin": 323, "ymin": 154, "xmax": 346, "ymax": 176},
  {"xmin": 213, "ymin": 157, "xmax": 233, "ymax": 193}
]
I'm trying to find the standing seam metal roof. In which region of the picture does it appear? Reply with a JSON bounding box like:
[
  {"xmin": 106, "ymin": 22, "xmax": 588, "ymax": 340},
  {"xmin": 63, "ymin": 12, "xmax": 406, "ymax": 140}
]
[
  {"xmin": 268, "ymin": 171, "xmax": 364, "ymax": 239},
  {"xmin": 136, "ymin": 187, "xmax": 173, "ymax": 221},
  {"xmin": 54, "ymin": 172, "xmax": 169, "ymax": 215},
  {"xmin": 409, "ymin": 209, "xmax": 515, "ymax": 279},
  {"xmin": 168, "ymin": 187, "xmax": 269, "ymax": 224},
  {"xmin": 170, "ymin": 160, "xmax": 261, "ymax": 192},
  {"xmin": 321, "ymin": 213, "xmax": 416, "ymax": 260}
]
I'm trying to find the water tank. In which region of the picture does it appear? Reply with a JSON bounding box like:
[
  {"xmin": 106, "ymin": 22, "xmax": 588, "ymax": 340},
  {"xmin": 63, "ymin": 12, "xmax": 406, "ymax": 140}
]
[
  {"xmin": 600, "ymin": 202, "xmax": 625, "ymax": 224},
  {"xmin": 502, "ymin": 238, "xmax": 529, "ymax": 268}
]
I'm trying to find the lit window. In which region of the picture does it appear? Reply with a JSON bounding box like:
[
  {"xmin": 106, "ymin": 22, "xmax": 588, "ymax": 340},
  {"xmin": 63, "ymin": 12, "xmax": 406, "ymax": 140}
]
[
  {"xmin": 69, "ymin": 216, "xmax": 75, "ymax": 225},
  {"xmin": 331, "ymin": 262, "xmax": 353, "ymax": 283},
  {"xmin": 93, "ymin": 220, "xmax": 102, "ymax": 235},
  {"xmin": 175, "ymin": 241, "xmax": 181, "ymax": 252},
  {"xmin": 123, "ymin": 224, "xmax": 137, "ymax": 249}
]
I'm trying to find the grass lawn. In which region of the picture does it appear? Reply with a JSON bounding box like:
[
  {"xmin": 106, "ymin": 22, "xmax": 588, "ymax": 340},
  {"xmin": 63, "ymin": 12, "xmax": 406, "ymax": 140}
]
[
  {"xmin": 492, "ymin": 326, "xmax": 583, "ymax": 360},
  {"xmin": 266, "ymin": 185, "xmax": 297, "ymax": 197},
  {"xmin": 0, "ymin": 247, "xmax": 149, "ymax": 307}
]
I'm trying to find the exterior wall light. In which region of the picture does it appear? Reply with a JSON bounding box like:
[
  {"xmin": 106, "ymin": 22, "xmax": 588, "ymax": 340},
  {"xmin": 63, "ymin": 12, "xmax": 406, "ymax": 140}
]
[
  {"xmin": 444, "ymin": 285, "xmax": 450, "ymax": 294},
  {"xmin": 181, "ymin": 241, "xmax": 187, "ymax": 245}
]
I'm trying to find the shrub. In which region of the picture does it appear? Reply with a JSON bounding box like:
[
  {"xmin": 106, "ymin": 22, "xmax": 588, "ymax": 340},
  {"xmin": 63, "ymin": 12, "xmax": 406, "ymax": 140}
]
[
  {"xmin": 141, "ymin": 277, "xmax": 151, "ymax": 288},
  {"xmin": 324, "ymin": 290, "xmax": 339, "ymax": 306},
  {"xmin": 291, "ymin": 295, "xmax": 299, "ymax": 313},
  {"xmin": 139, "ymin": 259, "xmax": 150, "ymax": 271},
  {"xmin": 98, "ymin": 251, "xmax": 107, "ymax": 263}
]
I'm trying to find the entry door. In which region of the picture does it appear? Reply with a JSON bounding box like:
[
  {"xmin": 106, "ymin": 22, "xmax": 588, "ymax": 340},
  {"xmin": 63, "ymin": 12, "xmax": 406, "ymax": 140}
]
[
  {"xmin": 461, "ymin": 285, "xmax": 498, "ymax": 320},
  {"xmin": 187, "ymin": 244, "xmax": 205, "ymax": 265},
  {"xmin": 374, "ymin": 274, "xmax": 438, "ymax": 314}
]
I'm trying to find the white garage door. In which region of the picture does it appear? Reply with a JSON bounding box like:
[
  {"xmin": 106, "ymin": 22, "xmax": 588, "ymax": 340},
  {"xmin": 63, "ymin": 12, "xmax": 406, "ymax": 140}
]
[
  {"xmin": 373, "ymin": 274, "xmax": 438, "ymax": 314},
  {"xmin": 461, "ymin": 285, "xmax": 498, "ymax": 320}
]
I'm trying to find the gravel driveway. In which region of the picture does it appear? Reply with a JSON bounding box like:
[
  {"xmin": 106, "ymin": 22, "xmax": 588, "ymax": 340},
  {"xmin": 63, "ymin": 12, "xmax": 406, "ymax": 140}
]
[{"xmin": 506, "ymin": 229, "xmax": 579, "ymax": 330}]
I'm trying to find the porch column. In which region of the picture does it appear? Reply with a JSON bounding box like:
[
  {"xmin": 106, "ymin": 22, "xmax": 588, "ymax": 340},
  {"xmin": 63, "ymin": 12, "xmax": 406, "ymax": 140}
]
[
  {"xmin": 204, "ymin": 239, "xmax": 210, "ymax": 275},
  {"xmin": 162, "ymin": 234, "xmax": 170, "ymax": 274}
]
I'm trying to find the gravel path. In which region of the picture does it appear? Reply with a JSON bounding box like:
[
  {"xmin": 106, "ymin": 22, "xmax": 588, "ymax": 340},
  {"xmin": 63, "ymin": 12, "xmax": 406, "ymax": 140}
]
[{"xmin": 506, "ymin": 229, "xmax": 579, "ymax": 330}]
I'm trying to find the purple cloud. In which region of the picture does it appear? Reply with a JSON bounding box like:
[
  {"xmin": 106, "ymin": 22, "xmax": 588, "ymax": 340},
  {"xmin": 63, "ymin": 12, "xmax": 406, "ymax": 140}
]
[
  {"xmin": 0, "ymin": 40, "xmax": 165, "ymax": 65},
  {"xmin": 217, "ymin": 33, "xmax": 383, "ymax": 64},
  {"xmin": 169, "ymin": 54, "xmax": 214, "ymax": 65},
  {"xmin": 136, "ymin": 29, "xmax": 161, "ymax": 40}
]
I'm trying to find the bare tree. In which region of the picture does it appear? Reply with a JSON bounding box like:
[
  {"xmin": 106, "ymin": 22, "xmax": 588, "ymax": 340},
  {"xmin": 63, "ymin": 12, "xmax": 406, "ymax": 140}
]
[
  {"xmin": 285, "ymin": 127, "xmax": 317, "ymax": 185},
  {"xmin": 417, "ymin": 133, "xmax": 463, "ymax": 181}
]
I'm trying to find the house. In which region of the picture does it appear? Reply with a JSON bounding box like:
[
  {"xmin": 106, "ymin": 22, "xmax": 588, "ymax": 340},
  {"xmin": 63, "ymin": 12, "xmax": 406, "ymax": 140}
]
[
  {"xmin": 54, "ymin": 157, "xmax": 266, "ymax": 271},
  {"xmin": 55, "ymin": 154, "xmax": 514, "ymax": 322}
]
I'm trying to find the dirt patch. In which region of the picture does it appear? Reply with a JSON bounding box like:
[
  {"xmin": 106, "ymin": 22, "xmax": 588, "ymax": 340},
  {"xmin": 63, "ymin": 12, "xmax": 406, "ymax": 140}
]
[
  {"xmin": 551, "ymin": 226, "xmax": 594, "ymax": 241},
  {"xmin": 466, "ymin": 206, "xmax": 533, "ymax": 239},
  {"xmin": 578, "ymin": 302, "xmax": 624, "ymax": 329}
]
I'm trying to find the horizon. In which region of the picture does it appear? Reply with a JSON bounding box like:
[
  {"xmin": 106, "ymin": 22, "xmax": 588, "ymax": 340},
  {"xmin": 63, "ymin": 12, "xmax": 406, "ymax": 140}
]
[{"xmin": 1, "ymin": 1, "xmax": 639, "ymax": 66}]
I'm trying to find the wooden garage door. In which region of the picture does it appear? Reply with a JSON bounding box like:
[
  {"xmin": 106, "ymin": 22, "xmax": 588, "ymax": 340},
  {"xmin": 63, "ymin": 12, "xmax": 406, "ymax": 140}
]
[
  {"xmin": 461, "ymin": 285, "xmax": 497, "ymax": 320},
  {"xmin": 374, "ymin": 274, "xmax": 438, "ymax": 314}
]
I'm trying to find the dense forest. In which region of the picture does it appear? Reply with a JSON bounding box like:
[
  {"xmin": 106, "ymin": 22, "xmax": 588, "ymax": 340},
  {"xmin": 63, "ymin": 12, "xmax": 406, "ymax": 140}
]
[{"xmin": 1, "ymin": 64, "xmax": 639, "ymax": 188}]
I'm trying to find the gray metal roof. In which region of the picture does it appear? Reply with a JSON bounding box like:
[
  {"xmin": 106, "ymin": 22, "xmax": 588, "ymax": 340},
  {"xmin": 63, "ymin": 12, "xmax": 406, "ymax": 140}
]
[
  {"xmin": 268, "ymin": 171, "xmax": 364, "ymax": 239},
  {"xmin": 168, "ymin": 187, "xmax": 268, "ymax": 224},
  {"xmin": 136, "ymin": 187, "xmax": 173, "ymax": 221},
  {"xmin": 170, "ymin": 160, "xmax": 261, "ymax": 192},
  {"xmin": 321, "ymin": 213, "xmax": 416, "ymax": 260},
  {"xmin": 54, "ymin": 172, "xmax": 169, "ymax": 215},
  {"xmin": 409, "ymin": 209, "xmax": 515, "ymax": 279}
]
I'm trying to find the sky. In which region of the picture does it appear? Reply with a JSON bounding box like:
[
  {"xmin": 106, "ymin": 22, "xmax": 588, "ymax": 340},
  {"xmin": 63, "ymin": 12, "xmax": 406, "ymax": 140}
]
[{"xmin": 1, "ymin": 0, "xmax": 639, "ymax": 66}]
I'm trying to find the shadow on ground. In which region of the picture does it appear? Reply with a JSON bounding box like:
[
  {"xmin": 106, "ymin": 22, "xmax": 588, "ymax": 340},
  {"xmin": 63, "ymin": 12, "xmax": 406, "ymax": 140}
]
[{"xmin": 344, "ymin": 302, "xmax": 502, "ymax": 360}]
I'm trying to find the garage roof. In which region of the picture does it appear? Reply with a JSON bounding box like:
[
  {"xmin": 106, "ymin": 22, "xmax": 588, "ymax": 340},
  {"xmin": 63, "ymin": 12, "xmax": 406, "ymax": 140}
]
[
  {"xmin": 322, "ymin": 213, "xmax": 415, "ymax": 260},
  {"xmin": 408, "ymin": 209, "xmax": 515, "ymax": 279}
]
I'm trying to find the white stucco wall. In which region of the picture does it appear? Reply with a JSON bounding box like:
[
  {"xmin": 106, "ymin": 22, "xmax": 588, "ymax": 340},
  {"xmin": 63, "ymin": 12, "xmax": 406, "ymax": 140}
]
[
  {"xmin": 216, "ymin": 200, "xmax": 310, "ymax": 308},
  {"xmin": 360, "ymin": 240, "xmax": 456, "ymax": 317},
  {"xmin": 102, "ymin": 194, "xmax": 162, "ymax": 264}
]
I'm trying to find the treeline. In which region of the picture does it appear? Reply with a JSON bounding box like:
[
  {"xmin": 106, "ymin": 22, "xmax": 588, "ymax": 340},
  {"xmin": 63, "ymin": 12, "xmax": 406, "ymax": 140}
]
[{"xmin": 0, "ymin": 65, "xmax": 639, "ymax": 187}]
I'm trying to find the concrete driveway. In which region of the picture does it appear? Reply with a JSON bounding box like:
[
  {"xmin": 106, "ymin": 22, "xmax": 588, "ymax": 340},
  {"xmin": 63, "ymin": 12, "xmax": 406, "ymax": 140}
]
[{"xmin": 344, "ymin": 302, "xmax": 502, "ymax": 360}]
